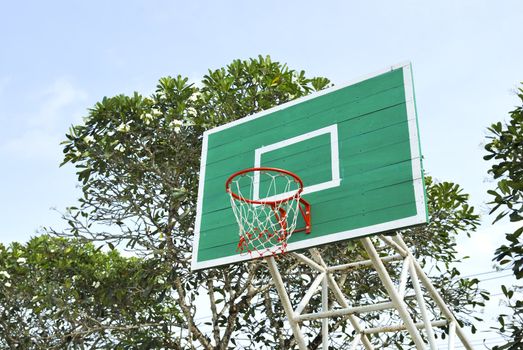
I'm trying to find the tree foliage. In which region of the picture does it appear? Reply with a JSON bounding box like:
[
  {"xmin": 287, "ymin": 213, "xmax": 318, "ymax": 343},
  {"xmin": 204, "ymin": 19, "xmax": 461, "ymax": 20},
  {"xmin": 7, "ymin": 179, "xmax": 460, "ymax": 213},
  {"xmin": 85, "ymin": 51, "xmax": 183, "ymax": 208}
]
[
  {"xmin": 484, "ymin": 84, "xmax": 523, "ymax": 349},
  {"xmin": 57, "ymin": 55, "xmax": 332, "ymax": 348},
  {"xmin": 0, "ymin": 235, "xmax": 182, "ymax": 349},
  {"xmin": 37, "ymin": 55, "xmax": 488, "ymax": 348}
]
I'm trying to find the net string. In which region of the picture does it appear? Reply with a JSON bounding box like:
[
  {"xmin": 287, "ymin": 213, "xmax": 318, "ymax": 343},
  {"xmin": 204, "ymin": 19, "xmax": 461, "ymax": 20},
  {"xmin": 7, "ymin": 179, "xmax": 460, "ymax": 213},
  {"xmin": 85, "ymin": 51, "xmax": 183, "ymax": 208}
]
[{"xmin": 228, "ymin": 170, "xmax": 302, "ymax": 258}]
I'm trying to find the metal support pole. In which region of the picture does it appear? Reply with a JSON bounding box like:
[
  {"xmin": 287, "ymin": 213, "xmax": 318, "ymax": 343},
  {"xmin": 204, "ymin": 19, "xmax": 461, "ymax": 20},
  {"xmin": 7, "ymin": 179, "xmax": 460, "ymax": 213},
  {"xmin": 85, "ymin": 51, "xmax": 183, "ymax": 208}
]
[
  {"xmin": 409, "ymin": 259, "xmax": 437, "ymax": 349},
  {"xmin": 266, "ymin": 257, "xmax": 308, "ymax": 350},
  {"xmin": 327, "ymin": 254, "xmax": 404, "ymax": 272},
  {"xmin": 296, "ymin": 301, "xmax": 395, "ymax": 321},
  {"xmin": 360, "ymin": 237, "xmax": 427, "ymax": 349},
  {"xmin": 321, "ymin": 275, "xmax": 329, "ymax": 349},
  {"xmin": 295, "ymin": 272, "xmax": 325, "ymax": 315},
  {"xmin": 379, "ymin": 235, "xmax": 408, "ymax": 256},
  {"xmin": 324, "ymin": 273, "xmax": 375, "ymax": 350},
  {"xmin": 363, "ymin": 319, "xmax": 448, "ymax": 334},
  {"xmin": 392, "ymin": 235, "xmax": 474, "ymax": 350},
  {"xmin": 349, "ymin": 334, "xmax": 362, "ymax": 350},
  {"xmin": 397, "ymin": 255, "xmax": 411, "ymax": 297},
  {"xmin": 265, "ymin": 235, "xmax": 473, "ymax": 350},
  {"xmin": 290, "ymin": 252, "xmax": 324, "ymax": 272},
  {"xmin": 448, "ymin": 321, "xmax": 456, "ymax": 349},
  {"xmin": 310, "ymin": 251, "xmax": 375, "ymax": 350}
]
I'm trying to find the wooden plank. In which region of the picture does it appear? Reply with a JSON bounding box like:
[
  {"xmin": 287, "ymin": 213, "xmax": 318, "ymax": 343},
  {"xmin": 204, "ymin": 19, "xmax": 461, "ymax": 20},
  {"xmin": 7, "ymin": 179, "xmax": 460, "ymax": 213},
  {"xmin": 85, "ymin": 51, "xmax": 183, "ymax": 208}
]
[
  {"xmin": 201, "ymin": 135, "xmax": 414, "ymax": 215},
  {"xmin": 198, "ymin": 179, "xmax": 418, "ymax": 250},
  {"xmin": 196, "ymin": 199, "xmax": 420, "ymax": 261},
  {"xmin": 206, "ymin": 69, "xmax": 404, "ymax": 149},
  {"xmin": 205, "ymin": 83, "xmax": 406, "ymax": 164},
  {"xmin": 202, "ymin": 116, "xmax": 412, "ymax": 202}
]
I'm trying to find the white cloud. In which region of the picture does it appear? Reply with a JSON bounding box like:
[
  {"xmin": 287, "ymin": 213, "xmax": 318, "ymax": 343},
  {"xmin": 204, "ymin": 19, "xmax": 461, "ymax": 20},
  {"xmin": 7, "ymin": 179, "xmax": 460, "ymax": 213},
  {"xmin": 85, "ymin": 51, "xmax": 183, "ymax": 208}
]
[
  {"xmin": 29, "ymin": 78, "xmax": 88, "ymax": 129},
  {"xmin": 0, "ymin": 78, "xmax": 87, "ymax": 160},
  {"xmin": 1, "ymin": 129, "xmax": 63, "ymax": 161}
]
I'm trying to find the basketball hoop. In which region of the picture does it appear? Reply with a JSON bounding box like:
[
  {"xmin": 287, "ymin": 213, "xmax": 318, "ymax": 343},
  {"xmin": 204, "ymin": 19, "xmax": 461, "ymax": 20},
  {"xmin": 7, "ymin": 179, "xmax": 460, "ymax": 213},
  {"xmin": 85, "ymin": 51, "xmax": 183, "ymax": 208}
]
[{"xmin": 225, "ymin": 167, "xmax": 311, "ymax": 258}]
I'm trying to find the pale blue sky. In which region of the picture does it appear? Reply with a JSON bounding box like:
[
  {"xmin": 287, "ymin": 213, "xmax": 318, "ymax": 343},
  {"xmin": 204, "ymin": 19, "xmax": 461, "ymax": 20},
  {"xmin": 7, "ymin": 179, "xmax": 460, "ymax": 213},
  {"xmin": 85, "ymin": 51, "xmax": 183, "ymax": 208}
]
[
  {"xmin": 2, "ymin": 0, "xmax": 522, "ymax": 241},
  {"xmin": 1, "ymin": 1, "xmax": 522, "ymax": 346}
]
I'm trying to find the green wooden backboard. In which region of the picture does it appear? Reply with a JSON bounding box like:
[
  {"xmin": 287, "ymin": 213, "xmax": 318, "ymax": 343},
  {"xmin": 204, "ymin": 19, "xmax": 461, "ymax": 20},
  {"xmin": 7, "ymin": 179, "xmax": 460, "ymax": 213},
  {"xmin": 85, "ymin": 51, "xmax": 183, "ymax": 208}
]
[{"xmin": 192, "ymin": 63, "xmax": 428, "ymax": 270}]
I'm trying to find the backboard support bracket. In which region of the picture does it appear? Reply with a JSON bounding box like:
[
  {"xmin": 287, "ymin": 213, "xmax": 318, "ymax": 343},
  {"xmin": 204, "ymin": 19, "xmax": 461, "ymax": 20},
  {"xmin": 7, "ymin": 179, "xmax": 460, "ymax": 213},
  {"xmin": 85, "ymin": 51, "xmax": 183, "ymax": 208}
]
[
  {"xmin": 266, "ymin": 233, "xmax": 474, "ymax": 350},
  {"xmin": 293, "ymin": 197, "xmax": 311, "ymax": 234}
]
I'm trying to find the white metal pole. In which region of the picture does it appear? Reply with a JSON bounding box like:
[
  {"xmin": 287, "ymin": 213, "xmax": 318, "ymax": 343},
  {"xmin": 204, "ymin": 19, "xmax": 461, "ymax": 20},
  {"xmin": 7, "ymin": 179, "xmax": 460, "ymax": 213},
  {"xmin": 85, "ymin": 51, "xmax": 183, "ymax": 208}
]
[
  {"xmin": 295, "ymin": 272, "xmax": 326, "ymax": 315},
  {"xmin": 310, "ymin": 248, "xmax": 330, "ymax": 350},
  {"xmin": 448, "ymin": 321, "xmax": 456, "ymax": 350},
  {"xmin": 363, "ymin": 319, "xmax": 447, "ymax": 334},
  {"xmin": 323, "ymin": 265, "xmax": 375, "ymax": 349},
  {"xmin": 392, "ymin": 235, "xmax": 474, "ymax": 350},
  {"xmin": 290, "ymin": 252, "xmax": 324, "ymax": 272},
  {"xmin": 397, "ymin": 255, "xmax": 411, "ymax": 297},
  {"xmin": 349, "ymin": 334, "xmax": 362, "ymax": 350},
  {"xmin": 266, "ymin": 257, "xmax": 308, "ymax": 350},
  {"xmin": 379, "ymin": 235, "xmax": 408, "ymax": 256},
  {"xmin": 360, "ymin": 237, "xmax": 427, "ymax": 349},
  {"xmin": 321, "ymin": 275, "xmax": 329, "ymax": 349},
  {"xmin": 327, "ymin": 254, "xmax": 404, "ymax": 272},
  {"xmin": 409, "ymin": 260, "xmax": 438, "ymax": 349},
  {"xmin": 310, "ymin": 249, "xmax": 375, "ymax": 350},
  {"xmin": 295, "ymin": 300, "xmax": 396, "ymax": 321}
]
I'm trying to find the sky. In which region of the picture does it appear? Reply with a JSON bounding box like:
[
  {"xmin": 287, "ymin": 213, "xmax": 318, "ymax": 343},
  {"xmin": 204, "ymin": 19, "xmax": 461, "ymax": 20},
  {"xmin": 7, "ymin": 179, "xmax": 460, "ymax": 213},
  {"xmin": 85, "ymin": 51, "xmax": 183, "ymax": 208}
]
[{"xmin": 1, "ymin": 0, "xmax": 522, "ymax": 347}]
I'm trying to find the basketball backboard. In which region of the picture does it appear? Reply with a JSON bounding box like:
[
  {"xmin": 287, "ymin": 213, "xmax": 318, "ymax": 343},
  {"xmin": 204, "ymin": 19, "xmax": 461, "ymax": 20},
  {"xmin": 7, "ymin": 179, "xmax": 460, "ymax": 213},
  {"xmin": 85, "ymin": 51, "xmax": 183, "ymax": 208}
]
[{"xmin": 192, "ymin": 62, "xmax": 428, "ymax": 271}]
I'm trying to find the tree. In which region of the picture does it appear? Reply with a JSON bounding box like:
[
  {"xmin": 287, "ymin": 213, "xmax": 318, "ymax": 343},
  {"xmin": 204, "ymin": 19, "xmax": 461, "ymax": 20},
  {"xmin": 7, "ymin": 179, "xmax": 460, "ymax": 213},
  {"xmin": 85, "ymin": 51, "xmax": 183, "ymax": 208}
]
[
  {"xmin": 484, "ymin": 84, "xmax": 523, "ymax": 349},
  {"xmin": 0, "ymin": 235, "xmax": 183, "ymax": 349},
  {"xmin": 57, "ymin": 55, "xmax": 332, "ymax": 349},
  {"xmin": 52, "ymin": 55, "xmax": 486, "ymax": 348}
]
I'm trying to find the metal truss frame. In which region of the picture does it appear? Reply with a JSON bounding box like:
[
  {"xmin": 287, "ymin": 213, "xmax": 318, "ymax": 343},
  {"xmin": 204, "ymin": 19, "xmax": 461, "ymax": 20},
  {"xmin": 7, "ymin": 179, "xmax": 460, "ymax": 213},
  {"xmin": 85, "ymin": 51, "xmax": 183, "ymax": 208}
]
[{"xmin": 266, "ymin": 233, "xmax": 474, "ymax": 349}]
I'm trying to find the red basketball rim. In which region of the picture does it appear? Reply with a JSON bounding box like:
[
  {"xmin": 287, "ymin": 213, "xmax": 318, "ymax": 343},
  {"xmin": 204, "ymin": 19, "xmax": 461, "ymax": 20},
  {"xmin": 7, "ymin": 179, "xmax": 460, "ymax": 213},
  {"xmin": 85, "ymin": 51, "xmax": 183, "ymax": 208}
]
[{"xmin": 225, "ymin": 167, "xmax": 304, "ymax": 205}]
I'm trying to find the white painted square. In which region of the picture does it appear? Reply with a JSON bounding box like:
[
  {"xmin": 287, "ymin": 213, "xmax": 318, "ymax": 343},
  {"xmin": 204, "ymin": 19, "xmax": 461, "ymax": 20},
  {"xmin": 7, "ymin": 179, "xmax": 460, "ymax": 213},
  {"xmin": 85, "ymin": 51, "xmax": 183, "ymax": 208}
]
[{"xmin": 253, "ymin": 124, "xmax": 341, "ymax": 201}]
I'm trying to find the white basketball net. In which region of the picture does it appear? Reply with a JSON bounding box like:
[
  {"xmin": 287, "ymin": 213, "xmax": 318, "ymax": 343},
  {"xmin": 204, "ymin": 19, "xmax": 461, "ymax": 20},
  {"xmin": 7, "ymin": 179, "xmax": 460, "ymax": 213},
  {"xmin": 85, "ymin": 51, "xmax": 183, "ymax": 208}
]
[{"xmin": 227, "ymin": 169, "xmax": 303, "ymax": 258}]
